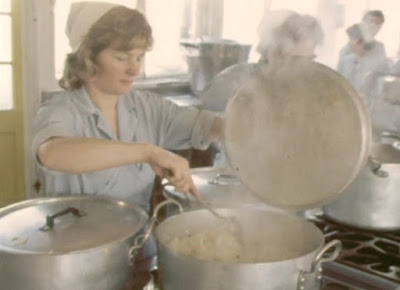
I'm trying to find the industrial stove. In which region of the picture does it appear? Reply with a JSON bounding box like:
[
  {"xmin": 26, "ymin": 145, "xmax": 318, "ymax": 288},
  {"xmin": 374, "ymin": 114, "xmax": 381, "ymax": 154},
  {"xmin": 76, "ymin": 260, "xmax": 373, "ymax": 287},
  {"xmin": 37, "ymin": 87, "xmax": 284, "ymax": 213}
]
[{"xmin": 307, "ymin": 212, "xmax": 400, "ymax": 290}]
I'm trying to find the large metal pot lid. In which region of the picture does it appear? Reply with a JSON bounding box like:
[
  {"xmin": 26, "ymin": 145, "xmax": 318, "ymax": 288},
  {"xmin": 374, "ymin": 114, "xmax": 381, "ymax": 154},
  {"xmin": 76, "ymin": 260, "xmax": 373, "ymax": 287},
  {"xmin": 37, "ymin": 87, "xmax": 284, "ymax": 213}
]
[
  {"xmin": 224, "ymin": 60, "xmax": 371, "ymax": 210},
  {"xmin": 0, "ymin": 196, "xmax": 147, "ymax": 254}
]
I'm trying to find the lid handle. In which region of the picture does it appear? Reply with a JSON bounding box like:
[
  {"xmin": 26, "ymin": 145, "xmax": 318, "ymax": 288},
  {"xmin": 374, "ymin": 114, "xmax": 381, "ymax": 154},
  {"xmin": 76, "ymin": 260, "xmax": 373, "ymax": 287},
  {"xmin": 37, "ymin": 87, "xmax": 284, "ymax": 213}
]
[
  {"xmin": 39, "ymin": 207, "xmax": 87, "ymax": 232},
  {"xmin": 208, "ymin": 173, "xmax": 237, "ymax": 185}
]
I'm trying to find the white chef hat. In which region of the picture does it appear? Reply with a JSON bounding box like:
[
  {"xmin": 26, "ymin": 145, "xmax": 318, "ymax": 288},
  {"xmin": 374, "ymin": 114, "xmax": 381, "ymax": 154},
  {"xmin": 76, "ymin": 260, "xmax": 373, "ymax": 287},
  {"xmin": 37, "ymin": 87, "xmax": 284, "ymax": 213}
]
[
  {"xmin": 256, "ymin": 10, "xmax": 295, "ymax": 57},
  {"xmin": 65, "ymin": 1, "xmax": 119, "ymax": 52}
]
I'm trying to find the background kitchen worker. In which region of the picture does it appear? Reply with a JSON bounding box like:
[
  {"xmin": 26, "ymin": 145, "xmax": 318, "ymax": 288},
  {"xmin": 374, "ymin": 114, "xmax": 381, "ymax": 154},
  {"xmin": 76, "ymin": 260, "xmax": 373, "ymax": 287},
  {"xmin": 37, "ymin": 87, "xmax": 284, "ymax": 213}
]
[
  {"xmin": 337, "ymin": 23, "xmax": 389, "ymax": 110},
  {"xmin": 200, "ymin": 11, "xmax": 324, "ymax": 166},
  {"xmin": 32, "ymin": 2, "xmax": 222, "ymax": 288},
  {"xmin": 338, "ymin": 10, "xmax": 386, "ymax": 61}
]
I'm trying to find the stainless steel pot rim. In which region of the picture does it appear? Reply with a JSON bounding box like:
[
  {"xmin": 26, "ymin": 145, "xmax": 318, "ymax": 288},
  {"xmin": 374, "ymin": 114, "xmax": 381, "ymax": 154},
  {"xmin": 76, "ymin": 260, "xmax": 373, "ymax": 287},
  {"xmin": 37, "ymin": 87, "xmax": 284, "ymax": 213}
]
[{"xmin": 0, "ymin": 196, "xmax": 148, "ymax": 254}]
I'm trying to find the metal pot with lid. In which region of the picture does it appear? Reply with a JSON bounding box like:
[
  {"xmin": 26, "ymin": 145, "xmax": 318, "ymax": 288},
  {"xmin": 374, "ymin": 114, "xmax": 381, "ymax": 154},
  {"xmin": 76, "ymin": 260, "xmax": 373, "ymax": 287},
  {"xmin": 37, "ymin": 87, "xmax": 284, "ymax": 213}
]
[
  {"xmin": 153, "ymin": 59, "xmax": 371, "ymax": 289},
  {"xmin": 0, "ymin": 196, "xmax": 148, "ymax": 290},
  {"xmin": 323, "ymin": 137, "xmax": 400, "ymax": 230}
]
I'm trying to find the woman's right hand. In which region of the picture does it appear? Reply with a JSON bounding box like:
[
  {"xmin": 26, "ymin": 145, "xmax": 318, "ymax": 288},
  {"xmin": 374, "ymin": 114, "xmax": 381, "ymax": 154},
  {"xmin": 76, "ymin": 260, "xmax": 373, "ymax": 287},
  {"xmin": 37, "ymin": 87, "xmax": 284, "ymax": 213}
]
[{"xmin": 148, "ymin": 146, "xmax": 200, "ymax": 198}]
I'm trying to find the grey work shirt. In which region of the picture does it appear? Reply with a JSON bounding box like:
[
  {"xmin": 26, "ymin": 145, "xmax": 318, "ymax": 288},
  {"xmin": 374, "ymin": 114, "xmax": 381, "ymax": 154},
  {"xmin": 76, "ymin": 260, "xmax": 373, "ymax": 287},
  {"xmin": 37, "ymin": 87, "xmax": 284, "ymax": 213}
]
[{"xmin": 32, "ymin": 86, "xmax": 216, "ymax": 213}]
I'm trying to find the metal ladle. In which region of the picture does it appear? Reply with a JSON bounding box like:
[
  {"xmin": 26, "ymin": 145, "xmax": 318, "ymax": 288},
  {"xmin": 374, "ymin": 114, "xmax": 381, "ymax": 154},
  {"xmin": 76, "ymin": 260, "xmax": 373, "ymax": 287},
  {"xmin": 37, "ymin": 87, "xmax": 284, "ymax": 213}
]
[
  {"xmin": 183, "ymin": 192, "xmax": 244, "ymax": 246},
  {"xmin": 162, "ymin": 168, "xmax": 225, "ymax": 220},
  {"xmin": 183, "ymin": 192, "xmax": 225, "ymax": 219}
]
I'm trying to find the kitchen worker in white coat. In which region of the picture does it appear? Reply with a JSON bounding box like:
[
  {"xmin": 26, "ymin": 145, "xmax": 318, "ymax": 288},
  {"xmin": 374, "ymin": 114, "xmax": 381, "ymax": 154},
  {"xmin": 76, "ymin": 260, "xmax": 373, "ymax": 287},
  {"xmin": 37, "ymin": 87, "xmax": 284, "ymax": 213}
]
[
  {"xmin": 337, "ymin": 23, "xmax": 389, "ymax": 110},
  {"xmin": 32, "ymin": 2, "xmax": 222, "ymax": 287},
  {"xmin": 338, "ymin": 10, "xmax": 386, "ymax": 64}
]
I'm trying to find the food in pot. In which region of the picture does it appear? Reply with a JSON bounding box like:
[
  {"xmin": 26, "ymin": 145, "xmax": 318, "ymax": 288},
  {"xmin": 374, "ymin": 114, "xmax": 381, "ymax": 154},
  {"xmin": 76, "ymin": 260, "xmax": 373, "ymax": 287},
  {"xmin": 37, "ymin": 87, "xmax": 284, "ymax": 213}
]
[{"xmin": 164, "ymin": 227, "xmax": 299, "ymax": 264}]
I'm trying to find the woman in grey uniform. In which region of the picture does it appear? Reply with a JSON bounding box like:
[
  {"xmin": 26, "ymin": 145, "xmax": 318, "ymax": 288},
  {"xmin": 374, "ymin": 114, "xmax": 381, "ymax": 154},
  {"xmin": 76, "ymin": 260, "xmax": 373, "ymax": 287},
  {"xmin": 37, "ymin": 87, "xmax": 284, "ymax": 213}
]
[
  {"xmin": 33, "ymin": 2, "xmax": 221, "ymax": 212},
  {"xmin": 32, "ymin": 3, "xmax": 221, "ymax": 287}
]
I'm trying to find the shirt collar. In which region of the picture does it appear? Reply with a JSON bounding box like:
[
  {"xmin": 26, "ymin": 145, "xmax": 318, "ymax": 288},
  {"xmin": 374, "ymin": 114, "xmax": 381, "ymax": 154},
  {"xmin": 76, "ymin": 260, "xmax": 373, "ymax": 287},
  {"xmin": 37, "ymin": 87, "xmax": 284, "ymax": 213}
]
[
  {"xmin": 71, "ymin": 86, "xmax": 137, "ymax": 114},
  {"xmin": 72, "ymin": 85, "xmax": 101, "ymax": 115},
  {"xmin": 71, "ymin": 86, "xmax": 138, "ymax": 140}
]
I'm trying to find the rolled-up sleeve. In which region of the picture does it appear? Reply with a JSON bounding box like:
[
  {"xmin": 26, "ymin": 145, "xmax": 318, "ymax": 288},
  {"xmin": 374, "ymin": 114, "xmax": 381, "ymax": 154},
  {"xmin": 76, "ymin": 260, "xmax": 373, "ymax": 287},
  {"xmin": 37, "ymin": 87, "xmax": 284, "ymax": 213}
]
[{"xmin": 32, "ymin": 99, "xmax": 77, "ymax": 161}]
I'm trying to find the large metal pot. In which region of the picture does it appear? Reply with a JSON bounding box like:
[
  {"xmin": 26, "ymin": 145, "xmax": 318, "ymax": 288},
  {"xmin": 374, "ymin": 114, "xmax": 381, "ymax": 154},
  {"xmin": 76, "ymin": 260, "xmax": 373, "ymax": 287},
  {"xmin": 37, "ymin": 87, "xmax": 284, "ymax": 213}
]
[
  {"xmin": 0, "ymin": 196, "xmax": 148, "ymax": 290},
  {"xmin": 323, "ymin": 142, "xmax": 400, "ymax": 230},
  {"xmin": 150, "ymin": 60, "xmax": 368, "ymax": 289},
  {"xmin": 153, "ymin": 205, "xmax": 341, "ymax": 290},
  {"xmin": 162, "ymin": 167, "xmax": 280, "ymax": 217},
  {"xmin": 180, "ymin": 39, "xmax": 251, "ymax": 94}
]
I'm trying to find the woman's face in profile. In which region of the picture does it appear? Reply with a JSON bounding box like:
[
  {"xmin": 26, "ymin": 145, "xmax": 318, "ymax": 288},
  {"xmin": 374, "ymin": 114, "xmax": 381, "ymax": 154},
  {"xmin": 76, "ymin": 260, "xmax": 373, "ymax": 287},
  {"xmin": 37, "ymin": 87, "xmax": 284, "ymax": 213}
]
[{"xmin": 87, "ymin": 45, "xmax": 146, "ymax": 96}]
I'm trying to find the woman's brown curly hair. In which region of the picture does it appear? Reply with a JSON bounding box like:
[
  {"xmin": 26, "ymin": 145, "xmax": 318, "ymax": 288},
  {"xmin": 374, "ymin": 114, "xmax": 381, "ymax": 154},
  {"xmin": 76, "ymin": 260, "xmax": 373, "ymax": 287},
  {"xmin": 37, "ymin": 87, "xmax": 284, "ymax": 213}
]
[{"xmin": 59, "ymin": 6, "xmax": 153, "ymax": 90}]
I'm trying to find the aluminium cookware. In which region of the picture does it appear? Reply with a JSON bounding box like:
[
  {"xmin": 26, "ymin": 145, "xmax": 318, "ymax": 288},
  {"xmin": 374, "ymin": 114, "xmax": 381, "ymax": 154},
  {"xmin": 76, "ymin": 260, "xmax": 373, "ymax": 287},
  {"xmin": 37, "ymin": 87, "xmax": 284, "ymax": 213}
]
[
  {"xmin": 155, "ymin": 206, "xmax": 341, "ymax": 290},
  {"xmin": 323, "ymin": 141, "xmax": 400, "ymax": 230},
  {"xmin": 180, "ymin": 38, "xmax": 251, "ymax": 94},
  {"xmin": 152, "ymin": 59, "xmax": 370, "ymax": 289},
  {"xmin": 0, "ymin": 196, "xmax": 148, "ymax": 290}
]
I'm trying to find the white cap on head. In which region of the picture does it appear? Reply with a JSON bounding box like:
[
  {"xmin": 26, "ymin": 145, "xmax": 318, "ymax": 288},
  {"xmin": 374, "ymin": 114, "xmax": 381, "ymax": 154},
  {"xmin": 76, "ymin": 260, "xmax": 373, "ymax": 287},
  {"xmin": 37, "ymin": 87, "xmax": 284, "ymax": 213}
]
[
  {"xmin": 256, "ymin": 10, "xmax": 295, "ymax": 57},
  {"xmin": 65, "ymin": 1, "xmax": 119, "ymax": 52}
]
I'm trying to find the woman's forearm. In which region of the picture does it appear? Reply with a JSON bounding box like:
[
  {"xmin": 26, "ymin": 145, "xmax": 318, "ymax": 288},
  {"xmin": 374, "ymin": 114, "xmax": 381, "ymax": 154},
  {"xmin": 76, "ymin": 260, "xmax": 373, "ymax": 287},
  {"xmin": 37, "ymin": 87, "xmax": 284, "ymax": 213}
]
[{"xmin": 37, "ymin": 137, "xmax": 154, "ymax": 173}]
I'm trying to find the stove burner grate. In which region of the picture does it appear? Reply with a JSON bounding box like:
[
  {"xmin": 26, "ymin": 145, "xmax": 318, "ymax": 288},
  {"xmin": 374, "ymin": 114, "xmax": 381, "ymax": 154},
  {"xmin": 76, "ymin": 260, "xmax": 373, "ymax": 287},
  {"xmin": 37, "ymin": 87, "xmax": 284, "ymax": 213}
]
[{"xmin": 310, "ymin": 214, "xmax": 400, "ymax": 283}]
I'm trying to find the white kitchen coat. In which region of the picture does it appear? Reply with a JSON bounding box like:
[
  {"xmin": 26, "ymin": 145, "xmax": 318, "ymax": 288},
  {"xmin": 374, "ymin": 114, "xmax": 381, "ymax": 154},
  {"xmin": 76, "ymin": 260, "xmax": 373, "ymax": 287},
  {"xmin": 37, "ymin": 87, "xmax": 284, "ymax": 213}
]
[
  {"xmin": 337, "ymin": 41, "xmax": 388, "ymax": 110},
  {"xmin": 32, "ymin": 85, "xmax": 216, "ymax": 213}
]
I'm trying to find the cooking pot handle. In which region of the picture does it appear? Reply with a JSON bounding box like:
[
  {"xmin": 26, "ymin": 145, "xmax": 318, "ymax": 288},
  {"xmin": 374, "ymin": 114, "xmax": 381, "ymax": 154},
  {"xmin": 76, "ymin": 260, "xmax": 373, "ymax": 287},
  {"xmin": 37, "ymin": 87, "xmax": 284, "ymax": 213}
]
[
  {"xmin": 128, "ymin": 199, "xmax": 183, "ymax": 265},
  {"xmin": 39, "ymin": 207, "xmax": 87, "ymax": 232},
  {"xmin": 297, "ymin": 239, "xmax": 342, "ymax": 290},
  {"xmin": 369, "ymin": 157, "xmax": 389, "ymax": 178},
  {"xmin": 381, "ymin": 131, "xmax": 400, "ymax": 141}
]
